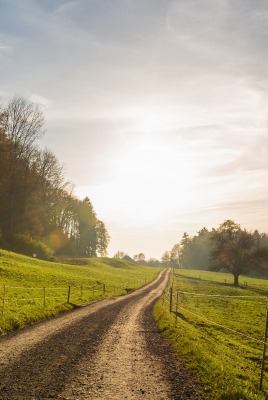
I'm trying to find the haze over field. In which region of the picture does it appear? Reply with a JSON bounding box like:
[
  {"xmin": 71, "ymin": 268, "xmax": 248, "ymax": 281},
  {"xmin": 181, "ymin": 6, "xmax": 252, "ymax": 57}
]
[{"xmin": 1, "ymin": 0, "xmax": 268, "ymax": 258}]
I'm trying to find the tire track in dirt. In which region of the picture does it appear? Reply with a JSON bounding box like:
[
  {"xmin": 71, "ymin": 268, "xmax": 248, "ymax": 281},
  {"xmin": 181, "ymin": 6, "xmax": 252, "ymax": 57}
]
[
  {"xmin": 58, "ymin": 269, "xmax": 171, "ymax": 399},
  {"xmin": 0, "ymin": 269, "xmax": 204, "ymax": 400}
]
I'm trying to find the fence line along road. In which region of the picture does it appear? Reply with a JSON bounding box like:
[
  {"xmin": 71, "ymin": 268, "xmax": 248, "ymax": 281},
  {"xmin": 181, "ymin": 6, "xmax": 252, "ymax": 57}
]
[
  {"xmin": 0, "ymin": 276, "xmax": 154, "ymax": 317},
  {"xmin": 162, "ymin": 279, "xmax": 268, "ymax": 391}
]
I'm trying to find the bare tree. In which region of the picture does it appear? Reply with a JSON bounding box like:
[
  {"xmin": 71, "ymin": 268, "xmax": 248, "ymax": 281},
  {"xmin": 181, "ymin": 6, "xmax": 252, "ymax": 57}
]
[
  {"xmin": 0, "ymin": 96, "xmax": 44, "ymax": 234},
  {"xmin": 161, "ymin": 251, "xmax": 171, "ymax": 266},
  {"xmin": 114, "ymin": 251, "xmax": 126, "ymax": 259},
  {"xmin": 133, "ymin": 253, "xmax": 146, "ymax": 264},
  {"xmin": 2, "ymin": 96, "xmax": 44, "ymax": 157}
]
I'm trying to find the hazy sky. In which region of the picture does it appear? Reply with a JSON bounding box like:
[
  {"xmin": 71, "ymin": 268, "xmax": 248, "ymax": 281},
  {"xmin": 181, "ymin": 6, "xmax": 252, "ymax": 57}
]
[{"xmin": 1, "ymin": 0, "xmax": 268, "ymax": 259}]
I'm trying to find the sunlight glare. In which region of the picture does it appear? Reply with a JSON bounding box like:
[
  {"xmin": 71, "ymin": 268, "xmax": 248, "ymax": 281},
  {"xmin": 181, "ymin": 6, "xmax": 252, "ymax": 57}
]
[
  {"xmin": 119, "ymin": 105, "xmax": 179, "ymax": 134},
  {"xmin": 135, "ymin": 111, "xmax": 176, "ymax": 133},
  {"xmin": 103, "ymin": 132, "xmax": 206, "ymax": 226}
]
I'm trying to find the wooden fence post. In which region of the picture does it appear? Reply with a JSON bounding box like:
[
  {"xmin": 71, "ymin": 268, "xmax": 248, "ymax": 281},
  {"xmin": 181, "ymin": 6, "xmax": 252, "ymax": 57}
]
[
  {"xmin": 162, "ymin": 289, "xmax": 166, "ymax": 305},
  {"xmin": 260, "ymin": 298, "xmax": 268, "ymax": 390},
  {"xmin": 43, "ymin": 287, "xmax": 46, "ymax": 307},
  {"xmin": 169, "ymin": 286, "xmax": 173, "ymax": 313},
  {"xmin": 175, "ymin": 290, "xmax": 179, "ymax": 324},
  {"xmin": 67, "ymin": 286, "xmax": 71, "ymax": 304},
  {"xmin": 1, "ymin": 285, "xmax": 6, "ymax": 316}
]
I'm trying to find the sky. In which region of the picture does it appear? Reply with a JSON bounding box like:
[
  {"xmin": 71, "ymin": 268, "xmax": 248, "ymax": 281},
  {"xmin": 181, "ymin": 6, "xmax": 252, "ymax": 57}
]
[{"xmin": 1, "ymin": 0, "xmax": 268, "ymax": 259}]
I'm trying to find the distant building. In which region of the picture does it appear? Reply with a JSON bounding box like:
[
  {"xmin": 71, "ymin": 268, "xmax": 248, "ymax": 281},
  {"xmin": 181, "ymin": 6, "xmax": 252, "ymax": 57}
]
[{"xmin": 122, "ymin": 255, "xmax": 137, "ymax": 264}]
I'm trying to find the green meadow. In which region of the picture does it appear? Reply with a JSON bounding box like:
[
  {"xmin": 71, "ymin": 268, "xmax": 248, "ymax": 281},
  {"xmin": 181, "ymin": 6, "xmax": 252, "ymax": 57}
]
[
  {"xmin": 0, "ymin": 249, "xmax": 160, "ymax": 334},
  {"xmin": 154, "ymin": 269, "xmax": 268, "ymax": 400}
]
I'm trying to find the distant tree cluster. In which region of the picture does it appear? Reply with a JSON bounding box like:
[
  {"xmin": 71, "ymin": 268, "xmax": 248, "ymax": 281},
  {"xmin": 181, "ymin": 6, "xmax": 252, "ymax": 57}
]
[
  {"xmin": 0, "ymin": 96, "xmax": 110, "ymax": 259},
  {"xmin": 166, "ymin": 220, "xmax": 268, "ymax": 286},
  {"xmin": 113, "ymin": 251, "xmax": 162, "ymax": 267}
]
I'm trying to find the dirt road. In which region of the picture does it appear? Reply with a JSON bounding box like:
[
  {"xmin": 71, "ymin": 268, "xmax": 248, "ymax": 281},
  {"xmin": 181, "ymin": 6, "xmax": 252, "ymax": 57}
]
[{"xmin": 0, "ymin": 269, "xmax": 204, "ymax": 400}]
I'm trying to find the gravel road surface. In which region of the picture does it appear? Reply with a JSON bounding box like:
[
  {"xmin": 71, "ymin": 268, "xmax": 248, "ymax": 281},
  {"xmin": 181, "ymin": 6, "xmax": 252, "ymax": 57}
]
[{"xmin": 0, "ymin": 269, "xmax": 204, "ymax": 400}]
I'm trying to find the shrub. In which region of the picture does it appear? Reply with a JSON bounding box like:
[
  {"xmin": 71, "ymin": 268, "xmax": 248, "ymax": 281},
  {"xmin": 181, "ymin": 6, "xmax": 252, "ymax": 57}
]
[{"xmin": 11, "ymin": 234, "xmax": 54, "ymax": 260}]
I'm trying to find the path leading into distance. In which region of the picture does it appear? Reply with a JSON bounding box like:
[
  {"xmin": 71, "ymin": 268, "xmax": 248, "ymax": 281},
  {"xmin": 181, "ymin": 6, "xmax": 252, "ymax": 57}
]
[{"xmin": 0, "ymin": 269, "xmax": 204, "ymax": 400}]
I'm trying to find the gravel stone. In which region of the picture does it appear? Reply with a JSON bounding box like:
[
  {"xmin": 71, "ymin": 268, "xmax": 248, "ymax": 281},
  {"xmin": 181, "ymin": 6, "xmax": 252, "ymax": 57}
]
[{"xmin": 0, "ymin": 269, "xmax": 206, "ymax": 400}]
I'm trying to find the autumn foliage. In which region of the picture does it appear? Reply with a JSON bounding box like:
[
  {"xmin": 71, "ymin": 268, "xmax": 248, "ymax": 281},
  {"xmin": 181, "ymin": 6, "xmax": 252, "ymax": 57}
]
[{"xmin": 0, "ymin": 96, "xmax": 110, "ymax": 259}]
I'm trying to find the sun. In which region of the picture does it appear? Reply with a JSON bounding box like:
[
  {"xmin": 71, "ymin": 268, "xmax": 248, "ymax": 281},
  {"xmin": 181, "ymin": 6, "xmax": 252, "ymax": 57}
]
[
  {"xmin": 120, "ymin": 104, "xmax": 178, "ymax": 134},
  {"xmin": 136, "ymin": 111, "xmax": 176, "ymax": 133}
]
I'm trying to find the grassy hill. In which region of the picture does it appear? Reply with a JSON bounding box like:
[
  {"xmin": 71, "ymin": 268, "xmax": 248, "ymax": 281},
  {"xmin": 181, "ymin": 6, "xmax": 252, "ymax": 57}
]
[
  {"xmin": 0, "ymin": 249, "xmax": 161, "ymax": 334},
  {"xmin": 154, "ymin": 269, "xmax": 268, "ymax": 400}
]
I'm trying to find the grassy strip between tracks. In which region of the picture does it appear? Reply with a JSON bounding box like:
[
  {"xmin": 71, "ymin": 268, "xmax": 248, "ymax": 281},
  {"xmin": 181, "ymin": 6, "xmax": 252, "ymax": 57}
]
[
  {"xmin": 153, "ymin": 269, "xmax": 268, "ymax": 400},
  {"xmin": 0, "ymin": 249, "xmax": 161, "ymax": 334}
]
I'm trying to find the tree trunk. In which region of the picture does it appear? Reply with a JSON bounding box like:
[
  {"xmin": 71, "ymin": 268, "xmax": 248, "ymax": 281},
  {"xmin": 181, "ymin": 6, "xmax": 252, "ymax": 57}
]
[{"xmin": 233, "ymin": 274, "xmax": 239, "ymax": 287}]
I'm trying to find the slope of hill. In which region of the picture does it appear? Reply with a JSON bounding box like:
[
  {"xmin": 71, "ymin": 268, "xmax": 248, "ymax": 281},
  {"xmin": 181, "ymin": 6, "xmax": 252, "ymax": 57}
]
[
  {"xmin": 0, "ymin": 250, "xmax": 161, "ymax": 334},
  {"xmin": 154, "ymin": 269, "xmax": 268, "ymax": 400}
]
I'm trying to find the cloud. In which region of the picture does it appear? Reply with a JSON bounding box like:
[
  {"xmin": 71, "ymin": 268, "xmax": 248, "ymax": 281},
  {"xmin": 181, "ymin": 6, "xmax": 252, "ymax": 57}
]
[
  {"xmin": 169, "ymin": 197, "xmax": 268, "ymax": 236},
  {"xmin": 164, "ymin": 0, "xmax": 268, "ymax": 92},
  {"xmin": 1, "ymin": 0, "xmax": 268, "ymax": 257},
  {"xmin": 166, "ymin": 0, "xmax": 268, "ymax": 54},
  {"xmin": 29, "ymin": 94, "xmax": 52, "ymax": 107},
  {"xmin": 40, "ymin": 117, "xmax": 127, "ymax": 187},
  {"xmin": 0, "ymin": 43, "xmax": 12, "ymax": 51},
  {"xmin": 2, "ymin": 0, "xmax": 267, "ymax": 122},
  {"xmin": 206, "ymin": 132, "xmax": 268, "ymax": 177},
  {"xmin": 167, "ymin": 0, "xmax": 229, "ymax": 41}
]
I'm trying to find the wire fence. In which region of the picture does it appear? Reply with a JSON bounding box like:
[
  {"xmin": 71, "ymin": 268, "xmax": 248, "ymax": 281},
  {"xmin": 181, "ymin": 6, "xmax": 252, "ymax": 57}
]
[
  {"xmin": 162, "ymin": 276, "xmax": 268, "ymax": 391},
  {"xmin": 174, "ymin": 272, "xmax": 268, "ymax": 292},
  {"xmin": 0, "ymin": 276, "xmax": 151, "ymax": 317}
]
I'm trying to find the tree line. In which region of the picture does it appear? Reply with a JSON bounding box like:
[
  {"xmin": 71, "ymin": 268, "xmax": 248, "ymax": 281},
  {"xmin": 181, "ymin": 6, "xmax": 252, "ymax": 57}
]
[
  {"xmin": 163, "ymin": 220, "xmax": 268, "ymax": 286},
  {"xmin": 113, "ymin": 251, "xmax": 162, "ymax": 267},
  {"xmin": 0, "ymin": 96, "xmax": 110, "ymax": 259}
]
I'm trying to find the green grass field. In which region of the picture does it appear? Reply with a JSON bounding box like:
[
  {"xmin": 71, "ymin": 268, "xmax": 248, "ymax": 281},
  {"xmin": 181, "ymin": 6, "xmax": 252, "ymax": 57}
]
[
  {"xmin": 0, "ymin": 249, "xmax": 161, "ymax": 334},
  {"xmin": 154, "ymin": 269, "xmax": 268, "ymax": 400}
]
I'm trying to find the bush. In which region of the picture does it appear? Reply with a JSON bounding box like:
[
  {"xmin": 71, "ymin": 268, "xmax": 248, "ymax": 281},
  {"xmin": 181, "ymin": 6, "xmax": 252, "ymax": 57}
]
[{"xmin": 11, "ymin": 234, "xmax": 54, "ymax": 260}]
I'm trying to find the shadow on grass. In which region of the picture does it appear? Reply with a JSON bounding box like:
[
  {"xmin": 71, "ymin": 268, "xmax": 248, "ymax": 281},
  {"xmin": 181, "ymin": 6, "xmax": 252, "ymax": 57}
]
[
  {"xmin": 220, "ymin": 391, "xmax": 252, "ymax": 400},
  {"xmin": 172, "ymin": 311, "xmax": 188, "ymax": 322},
  {"xmin": 174, "ymin": 273, "xmax": 268, "ymax": 295}
]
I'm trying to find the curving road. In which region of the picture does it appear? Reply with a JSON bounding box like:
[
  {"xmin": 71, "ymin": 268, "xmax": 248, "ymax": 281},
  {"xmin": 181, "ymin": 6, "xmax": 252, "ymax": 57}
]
[{"xmin": 0, "ymin": 269, "xmax": 204, "ymax": 400}]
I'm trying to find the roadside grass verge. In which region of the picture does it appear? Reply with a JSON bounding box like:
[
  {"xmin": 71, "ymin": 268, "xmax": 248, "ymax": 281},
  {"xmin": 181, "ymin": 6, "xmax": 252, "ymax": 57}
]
[
  {"xmin": 0, "ymin": 249, "xmax": 160, "ymax": 334},
  {"xmin": 153, "ymin": 269, "xmax": 268, "ymax": 400}
]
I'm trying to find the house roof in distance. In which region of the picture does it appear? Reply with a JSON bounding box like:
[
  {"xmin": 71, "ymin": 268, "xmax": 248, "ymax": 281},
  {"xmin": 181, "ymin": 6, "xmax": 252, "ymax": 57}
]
[{"xmin": 122, "ymin": 255, "xmax": 137, "ymax": 264}]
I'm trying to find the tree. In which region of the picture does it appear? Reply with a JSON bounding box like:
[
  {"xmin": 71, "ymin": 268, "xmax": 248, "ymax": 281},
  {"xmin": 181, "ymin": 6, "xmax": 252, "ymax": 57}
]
[
  {"xmin": 0, "ymin": 96, "xmax": 44, "ymax": 235},
  {"xmin": 178, "ymin": 229, "xmax": 212, "ymax": 270},
  {"xmin": 133, "ymin": 253, "xmax": 146, "ymax": 264},
  {"xmin": 0, "ymin": 97, "xmax": 110, "ymax": 258},
  {"xmin": 96, "ymin": 220, "xmax": 110, "ymax": 256},
  {"xmin": 0, "ymin": 123, "xmax": 11, "ymax": 235},
  {"xmin": 76, "ymin": 197, "xmax": 98, "ymax": 257},
  {"xmin": 161, "ymin": 251, "xmax": 171, "ymax": 266},
  {"xmin": 114, "ymin": 251, "xmax": 126, "ymax": 259},
  {"xmin": 210, "ymin": 220, "xmax": 268, "ymax": 286},
  {"xmin": 147, "ymin": 257, "xmax": 161, "ymax": 267},
  {"xmin": 170, "ymin": 243, "xmax": 181, "ymax": 268},
  {"xmin": 179, "ymin": 232, "xmax": 191, "ymax": 268},
  {"xmin": 2, "ymin": 96, "xmax": 44, "ymax": 150}
]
